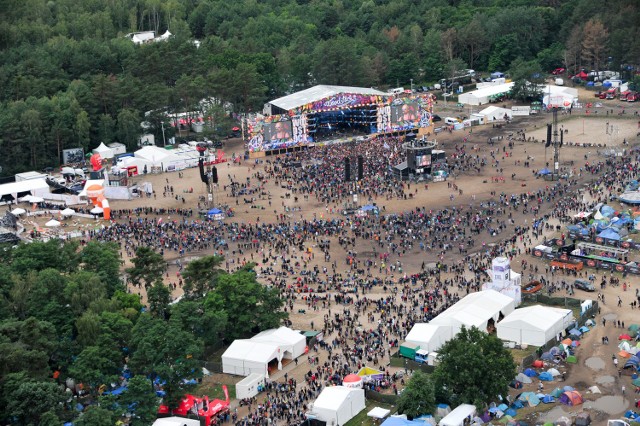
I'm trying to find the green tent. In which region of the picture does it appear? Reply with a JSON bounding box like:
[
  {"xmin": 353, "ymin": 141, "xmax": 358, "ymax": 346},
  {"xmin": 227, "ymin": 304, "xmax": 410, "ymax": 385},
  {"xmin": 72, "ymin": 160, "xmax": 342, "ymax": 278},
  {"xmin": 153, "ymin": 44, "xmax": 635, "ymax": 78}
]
[
  {"xmin": 551, "ymin": 388, "xmax": 563, "ymax": 398},
  {"xmin": 567, "ymin": 355, "xmax": 578, "ymax": 364},
  {"xmin": 633, "ymin": 378, "xmax": 640, "ymax": 387}
]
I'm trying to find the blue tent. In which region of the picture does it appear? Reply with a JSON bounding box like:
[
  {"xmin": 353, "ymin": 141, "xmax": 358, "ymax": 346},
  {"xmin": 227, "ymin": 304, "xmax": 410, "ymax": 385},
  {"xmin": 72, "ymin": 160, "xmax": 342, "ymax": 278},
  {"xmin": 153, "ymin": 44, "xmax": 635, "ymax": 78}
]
[
  {"xmin": 579, "ymin": 326, "xmax": 590, "ymax": 333},
  {"xmin": 361, "ymin": 204, "xmax": 378, "ymax": 212},
  {"xmin": 207, "ymin": 208, "xmax": 222, "ymax": 215},
  {"xmin": 537, "ymin": 168, "xmax": 551, "ymax": 175},
  {"xmin": 603, "ymin": 81, "xmax": 612, "ymax": 88},
  {"xmin": 563, "ymin": 385, "xmax": 575, "ymax": 392},
  {"xmin": 511, "ymin": 400, "xmax": 524, "ymax": 409},
  {"xmin": 600, "ymin": 205, "xmax": 615, "ymax": 217},
  {"xmin": 569, "ymin": 328, "xmax": 582, "ymax": 337},
  {"xmin": 497, "ymin": 403, "xmax": 509, "ymax": 411},
  {"xmin": 598, "ymin": 228, "xmax": 620, "ymax": 241},
  {"xmin": 524, "ymin": 368, "xmax": 538, "ymax": 377},
  {"xmin": 542, "ymin": 395, "xmax": 555, "ymax": 404},
  {"xmin": 505, "ymin": 408, "xmax": 517, "ymax": 417},
  {"xmin": 541, "ymin": 352, "xmax": 554, "ymax": 361},
  {"xmin": 539, "ymin": 372, "xmax": 554, "ymax": 381}
]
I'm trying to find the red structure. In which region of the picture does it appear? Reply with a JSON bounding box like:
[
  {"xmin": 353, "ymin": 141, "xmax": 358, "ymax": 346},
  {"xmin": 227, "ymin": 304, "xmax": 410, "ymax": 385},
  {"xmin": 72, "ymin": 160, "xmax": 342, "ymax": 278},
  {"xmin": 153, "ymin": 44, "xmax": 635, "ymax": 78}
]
[{"xmin": 158, "ymin": 386, "xmax": 230, "ymax": 426}]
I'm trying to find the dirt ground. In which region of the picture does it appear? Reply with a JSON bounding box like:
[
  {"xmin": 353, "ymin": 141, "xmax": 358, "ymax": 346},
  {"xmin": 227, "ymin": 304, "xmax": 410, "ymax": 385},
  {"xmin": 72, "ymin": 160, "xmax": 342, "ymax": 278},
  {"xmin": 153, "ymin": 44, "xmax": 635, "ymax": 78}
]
[{"xmin": 22, "ymin": 89, "xmax": 640, "ymax": 423}]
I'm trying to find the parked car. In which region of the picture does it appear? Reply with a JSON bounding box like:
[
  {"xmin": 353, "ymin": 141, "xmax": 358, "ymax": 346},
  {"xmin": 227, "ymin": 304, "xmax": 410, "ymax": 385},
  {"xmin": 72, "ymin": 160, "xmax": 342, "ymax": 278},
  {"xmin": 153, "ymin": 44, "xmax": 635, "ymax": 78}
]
[
  {"xmin": 432, "ymin": 114, "xmax": 442, "ymax": 122},
  {"xmin": 574, "ymin": 279, "xmax": 595, "ymax": 292},
  {"xmin": 552, "ymin": 68, "xmax": 566, "ymax": 75}
]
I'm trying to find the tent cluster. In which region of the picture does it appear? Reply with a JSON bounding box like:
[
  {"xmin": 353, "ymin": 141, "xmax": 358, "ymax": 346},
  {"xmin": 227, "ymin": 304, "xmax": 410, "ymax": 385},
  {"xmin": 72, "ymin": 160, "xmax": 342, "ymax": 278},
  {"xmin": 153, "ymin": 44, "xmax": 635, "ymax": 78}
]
[{"xmin": 567, "ymin": 203, "xmax": 638, "ymax": 237}]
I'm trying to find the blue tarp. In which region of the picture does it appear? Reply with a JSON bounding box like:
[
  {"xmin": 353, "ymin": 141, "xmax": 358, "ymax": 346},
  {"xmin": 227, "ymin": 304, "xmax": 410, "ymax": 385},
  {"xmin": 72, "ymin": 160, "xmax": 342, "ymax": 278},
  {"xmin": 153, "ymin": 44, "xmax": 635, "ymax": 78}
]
[
  {"xmin": 537, "ymin": 168, "xmax": 551, "ymax": 175},
  {"xmin": 207, "ymin": 208, "xmax": 222, "ymax": 215},
  {"xmin": 103, "ymin": 386, "xmax": 127, "ymax": 395},
  {"xmin": 381, "ymin": 418, "xmax": 426, "ymax": 426},
  {"xmin": 600, "ymin": 205, "xmax": 615, "ymax": 217},
  {"xmin": 361, "ymin": 205, "xmax": 378, "ymax": 212},
  {"xmin": 598, "ymin": 228, "xmax": 620, "ymax": 241}
]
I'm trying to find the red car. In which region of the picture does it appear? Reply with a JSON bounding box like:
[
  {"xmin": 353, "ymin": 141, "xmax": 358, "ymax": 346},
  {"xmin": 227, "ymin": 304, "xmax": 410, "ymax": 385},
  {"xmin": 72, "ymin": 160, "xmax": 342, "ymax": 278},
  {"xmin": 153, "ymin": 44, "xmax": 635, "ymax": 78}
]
[{"xmin": 552, "ymin": 68, "xmax": 566, "ymax": 75}]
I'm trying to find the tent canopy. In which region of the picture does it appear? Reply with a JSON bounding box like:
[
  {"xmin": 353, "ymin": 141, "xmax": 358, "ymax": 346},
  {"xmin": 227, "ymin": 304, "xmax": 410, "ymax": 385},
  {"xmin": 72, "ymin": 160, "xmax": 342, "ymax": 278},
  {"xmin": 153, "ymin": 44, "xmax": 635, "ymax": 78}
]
[
  {"xmin": 0, "ymin": 178, "xmax": 50, "ymax": 199},
  {"xmin": 497, "ymin": 305, "xmax": 573, "ymax": 347},
  {"xmin": 405, "ymin": 323, "xmax": 453, "ymax": 352},
  {"xmin": 310, "ymin": 386, "xmax": 366, "ymax": 426},
  {"xmin": 439, "ymin": 404, "xmax": 476, "ymax": 426},
  {"xmin": 93, "ymin": 142, "xmax": 115, "ymax": 159}
]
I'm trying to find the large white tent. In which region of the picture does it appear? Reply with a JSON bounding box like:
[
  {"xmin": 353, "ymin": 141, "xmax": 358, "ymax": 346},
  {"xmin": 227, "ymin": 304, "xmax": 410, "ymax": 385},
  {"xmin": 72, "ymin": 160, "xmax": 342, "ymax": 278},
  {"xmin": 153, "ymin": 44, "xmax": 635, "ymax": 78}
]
[
  {"xmin": 134, "ymin": 146, "xmax": 186, "ymax": 171},
  {"xmin": 497, "ymin": 305, "xmax": 574, "ymax": 347},
  {"xmin": 430, "ymin": 289, "xmax": 515, "ymax": 334},
  {"xmin": 0, "ymin": 178, "xmax": 50, "ymax": 201},
  {"xmin": 477, "ymin": 106, "xmax": 513, "ymax": 122},
  {"xmin": 542, "ymin": 85, "xmax": 578, "ymax": 109},
  {"xmin": 114, "ymin": 156, "xmax": 152, "ymax": 174},
  {"xmin": 251, "ymin": 326, "xmax": 306, "ymax": 360},
  {"xmin": 404, "ymin": 323, "xmax": 453, "ymax": 352},
  {"xmin": 93, "ymin": 142, "xmax": 115, "ymax": 159},
  {"xmin": 221, "ymin": 340, "xmax": 281, "ymax": 377},
  {"xmin": 457, "ymin": 83, "xmax": 514, "ymax": 105},
  {"xmin": 222, "ymin": 327, "xmax": 306, "ymax": 377},
  {"xmin": 308, "ymin": 386, "xmax": 365, "ymax": 426}
]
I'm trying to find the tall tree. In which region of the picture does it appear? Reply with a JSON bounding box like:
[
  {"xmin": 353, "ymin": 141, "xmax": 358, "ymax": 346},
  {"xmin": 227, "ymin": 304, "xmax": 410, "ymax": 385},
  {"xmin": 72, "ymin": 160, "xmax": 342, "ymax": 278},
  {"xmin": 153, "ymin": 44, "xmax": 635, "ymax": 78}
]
[
  {"xmin": 125, "ymin": 247, "xmax": 166, "ymax": 290},
  {"xmin": 397, "ymin": 371, "xmax": 436, "ymax": 419},
  {"xmin": 181, "ymin": 255, "xmax": 224, "ymax": 299},
  {"xmin": 581, "ymin": 19, "xmax": 609, "ymax": 72},
  {"xmin": 433, "ymin": 326, "xmax": 516, "ymax": 408}
]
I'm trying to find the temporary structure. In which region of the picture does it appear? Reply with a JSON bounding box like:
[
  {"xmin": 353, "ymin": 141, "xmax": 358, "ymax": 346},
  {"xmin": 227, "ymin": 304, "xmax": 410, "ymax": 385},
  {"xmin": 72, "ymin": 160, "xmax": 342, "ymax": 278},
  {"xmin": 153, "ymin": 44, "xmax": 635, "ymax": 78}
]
[
  {"xmin": 430, "ymin": 289, "xmax": 515, "ymax": 335},
  {"xmin": 439, "ymin": 404, "xmax": 476, "ymax": 426},
  {"xmin": 222, "ymin": 340, "xmax": 281, "ymax": 377},
  {"xmin": 250, "ymin": 326, "xmax": 306, "ymax": 360},
  {"xmin": 222, "ymin": 327, "xmax": 306, "ymax": 377},
  {"xmin": 457, "ymin": 83, "xmax": 514, "ymax": 105},
  {"xmin": 235, "ymin": 373, "xmax": 265, "ymax": 399},
  {"xmin": 307, "ymin": 386, "xmax": 365, "ymax": 426},
  {"xmin": 342, "ymin": 374, "xmax": 363, "ymax": 388},
  {"xmin": 497, "ymin": 305, "xmax": 573, "ymax": 346},
  {"xmin": 152, "ymin": 418, "xmax": 200, "ymax": 426},
  {"xmin": 405, "ymin": 323, "xmax": 453, "ymax": 352},
  {"xmin": 134, "ymin": 146, "xmax": 186, "ymax": 171},
  {"xmin": 93, "ymin": 142, "xmax": 115, "ymax": 159},
  {"xmin": 477, "ymin": 106, "xmax": 513, "ymax": 122}
]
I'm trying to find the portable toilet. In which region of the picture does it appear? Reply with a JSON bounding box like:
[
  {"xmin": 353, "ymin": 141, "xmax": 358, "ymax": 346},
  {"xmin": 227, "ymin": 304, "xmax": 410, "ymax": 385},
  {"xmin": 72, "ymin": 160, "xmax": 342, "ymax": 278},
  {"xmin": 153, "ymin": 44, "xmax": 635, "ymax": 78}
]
[{"xmin": 399, "ymin": 341, "xmax": 420, "ymax": 359}]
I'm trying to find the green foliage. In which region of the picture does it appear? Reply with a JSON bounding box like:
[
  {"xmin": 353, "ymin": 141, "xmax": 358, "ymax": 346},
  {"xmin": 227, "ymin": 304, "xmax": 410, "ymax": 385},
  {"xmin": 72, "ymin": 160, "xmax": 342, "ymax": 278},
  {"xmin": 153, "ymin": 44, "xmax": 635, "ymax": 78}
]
[
  {"xmin": 181, "ymin": 254, "xmax": 224, "ymax": 298},
  {"xmin": 125, "ymin": 246, "xmax": 166, "ymax": 290},
  {"xmin": 397, "ymin": 371, "xmax": 436, "ymax": 419},
  {"xmin": 4, "ymin": 380, "xmax": 65, "ymax": 426},
  {"xmin": 119, "ymin": 376, "xmax": 159, "ymax": 426},
  {"xmin": 433, "ymin": 326, "xmax": 516, "ymax": 408},
  {"xmin": 73, "ymin": 406, "xmax": 114, "ymax": 426},
  {"xmin": 204, "ymin": 266, "xmax": 287, "ymax": 340}
]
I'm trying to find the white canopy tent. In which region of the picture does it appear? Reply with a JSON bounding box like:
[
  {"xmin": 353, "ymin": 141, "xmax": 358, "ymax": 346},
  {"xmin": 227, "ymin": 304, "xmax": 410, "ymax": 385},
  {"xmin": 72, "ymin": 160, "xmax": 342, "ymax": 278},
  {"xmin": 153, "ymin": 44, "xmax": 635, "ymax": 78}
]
[
  {"xmin": 497, "ymin": 305, "xmax": 574, "ymax": 347},
  {"xmin": 221, "ymin": 340, "xmax": 281, "ymax": 377},
  {"xmin": 430, "ymin": 289, "xmax": 515, "ymax": 335},
  {"xmin": 251, "ymin": 326, "xmax": 306, "ymax": 360},
  {"xmin": 152, "ymin": 417, "xmax": 200, "ymax": 426},
  {"xmin": 457, "ymin": 83, "xmax": 514, "ymax": 105},
  {"xmin": 114, "ymin": 156, "xmax": 153, "ymax": 174},
  {"xmin": 0, "ymin": 178, "xmax": 50, "ymax": 203},
  {"xmin": 477, "ymin": 106, "xmax": 513, "ymax": 122},
  {"xmin": 134, "ymin": 146, "xmax": 186, "ymax": 171},
  {"xmin": 93, "ymin": 142, "xmax": 115, "ymax": 159},
  {"xmin": 308, "ymin": 386, "xmax": 365, "ymax": 426},
  {"xmin": 439, "ymin": 404, "xmax": 476, "ymax": 426},
  {"xmin": 405, "ymin": 323, "xmax": 453, "ymax": 352}
]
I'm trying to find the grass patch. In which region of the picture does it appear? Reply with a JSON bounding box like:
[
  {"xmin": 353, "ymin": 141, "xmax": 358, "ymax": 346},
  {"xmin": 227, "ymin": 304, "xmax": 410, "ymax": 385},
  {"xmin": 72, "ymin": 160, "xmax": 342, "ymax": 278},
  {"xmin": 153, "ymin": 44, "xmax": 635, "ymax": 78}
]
[
  {"xmin": 509, "ymin": 344, "xmax": 538, "ymax": 365},
  {"xmin": 194, "ymin": 380, "xmax": 237, "ymax": 401},
  {"xmin": 345, "ymin": 400, "xmax": 395, "ymax": 426}
]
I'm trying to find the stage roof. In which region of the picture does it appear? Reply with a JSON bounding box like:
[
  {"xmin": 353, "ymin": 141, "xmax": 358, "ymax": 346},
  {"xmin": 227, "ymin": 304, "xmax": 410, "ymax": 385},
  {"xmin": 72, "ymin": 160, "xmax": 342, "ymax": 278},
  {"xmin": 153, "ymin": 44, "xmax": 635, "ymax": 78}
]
[{"xmin": 268, "ymin": 85, "xmax": 388, "ymax": 111}]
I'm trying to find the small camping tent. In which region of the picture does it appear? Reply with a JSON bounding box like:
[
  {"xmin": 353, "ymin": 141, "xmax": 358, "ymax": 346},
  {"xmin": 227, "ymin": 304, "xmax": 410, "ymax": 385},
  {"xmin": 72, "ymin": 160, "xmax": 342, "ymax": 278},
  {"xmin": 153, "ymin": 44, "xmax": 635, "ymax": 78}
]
[
  {"xmin": 93, "ymin": 142, "xmax": 115, "ymax": 159},
  {"xmin": 559, "ymin": 391, "xmax": 583, "ymax": 406}
]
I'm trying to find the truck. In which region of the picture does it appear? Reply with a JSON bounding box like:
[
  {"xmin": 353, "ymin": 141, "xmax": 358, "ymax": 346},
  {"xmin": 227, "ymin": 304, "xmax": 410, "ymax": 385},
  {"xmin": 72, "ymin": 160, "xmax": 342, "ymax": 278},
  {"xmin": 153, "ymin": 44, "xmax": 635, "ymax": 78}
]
[
  {"xmin": 399, "ymin": 341, "xmax": 420, "ymax": 359},
  {"xmin": 627, "ymin": 92, "xmax": 638, "ymax": 102},
  {"xmin": 605, "ymin": 87, "xmax": 618, "ymax": 99},
  {"xmin": 619, "ymin": 90, "xmax": 630, "ymax": 101}
]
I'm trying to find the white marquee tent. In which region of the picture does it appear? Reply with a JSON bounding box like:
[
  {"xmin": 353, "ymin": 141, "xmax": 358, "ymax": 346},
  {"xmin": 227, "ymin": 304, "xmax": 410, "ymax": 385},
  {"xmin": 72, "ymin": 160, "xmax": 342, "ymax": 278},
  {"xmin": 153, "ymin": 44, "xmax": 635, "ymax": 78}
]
[
  {"xmin": 221, "ymin": 340, "xmax": 281, "ymax": 377},
  {"xmin": 0, "ymin": 178, "xmax": 50, "ymax": 201},
  {"xmin": 251, "ymin": 326, "xmax": 306, "ymax": 360},
  {"xmin": 307, "ymin": 386, "xmax": 365, "ymax": 426},
  {"xmin": 477, "ymin": 106, "xmax": 513, "ymax": 122},
  {"xmin": 222, "ymin": 327, "xmax": 306, "ymax": 377},
  {"xmin": 497, "ymin": 305, "xmax": 574, "ymax": 347},
  {"xmin": 93, "ymin": 142, "xmax": 115, "ymax": 159},
  {"xmin": 404, "ymin": 323, "xmax": 453, "ymax": 352},
  {"xmin": 457, "ymin": 83, "xmax": 514, "ymax": 105},
  {"xmin": 430, "ymin": 289, "xmax": 515, "ymax": 334},
  {"xmin": 134, "ymin": 146, "xmax": 186, "ymax": 171}
]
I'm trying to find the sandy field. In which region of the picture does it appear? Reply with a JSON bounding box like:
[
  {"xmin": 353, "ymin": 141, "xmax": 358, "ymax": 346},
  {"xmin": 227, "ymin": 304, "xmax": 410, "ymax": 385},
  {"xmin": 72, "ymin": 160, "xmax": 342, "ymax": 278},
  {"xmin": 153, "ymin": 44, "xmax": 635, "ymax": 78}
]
[{"xmin": 18, "ymin": 89, "xmax": 640, "ymax": 423}]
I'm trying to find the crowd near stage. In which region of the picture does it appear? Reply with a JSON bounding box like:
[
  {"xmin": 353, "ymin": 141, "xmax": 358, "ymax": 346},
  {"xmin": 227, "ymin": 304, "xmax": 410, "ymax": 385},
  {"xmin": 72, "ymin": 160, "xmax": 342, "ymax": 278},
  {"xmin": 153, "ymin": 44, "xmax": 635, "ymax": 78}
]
[{"xmin": 244, "ymin": 85, "xmax": 435, "ymax": 157}]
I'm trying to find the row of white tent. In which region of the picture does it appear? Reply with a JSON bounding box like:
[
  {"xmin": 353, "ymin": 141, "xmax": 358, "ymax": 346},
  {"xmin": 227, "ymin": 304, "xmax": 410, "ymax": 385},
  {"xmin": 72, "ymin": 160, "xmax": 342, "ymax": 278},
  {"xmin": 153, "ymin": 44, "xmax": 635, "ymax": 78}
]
[
  {"xmin": 458, "ymin": 82, "xmax": 578, "ymax": 107},
  {"xmin": 222, "ymin": 327, "xmax": 306, "ymax": 377},
  {"xmin": 113, "ymin": 145, "xmax": 204, "ymax": 173},
  {"xmin": 405, "ymin": 290, "xmax": 574, "ymax": 351}
]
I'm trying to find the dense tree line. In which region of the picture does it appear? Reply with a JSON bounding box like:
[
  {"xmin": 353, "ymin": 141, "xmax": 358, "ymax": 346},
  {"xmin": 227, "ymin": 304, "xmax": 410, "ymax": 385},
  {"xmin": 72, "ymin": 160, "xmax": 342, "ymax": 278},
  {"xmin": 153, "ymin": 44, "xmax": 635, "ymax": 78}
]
[
  {"xmin": 0, "ymin": 0, "xmax": 637, "ymax": 175},
  {"xmin": 0, "ymin": 241, "xmax": 286, "ymax": 425}
]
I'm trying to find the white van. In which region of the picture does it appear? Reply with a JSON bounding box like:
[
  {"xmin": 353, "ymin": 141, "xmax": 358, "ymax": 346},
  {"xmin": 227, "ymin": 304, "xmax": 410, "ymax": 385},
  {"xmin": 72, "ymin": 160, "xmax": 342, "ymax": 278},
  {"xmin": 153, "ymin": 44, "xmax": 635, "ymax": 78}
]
[
  {"xmin": 388, "ymin": 87, "xmax": 404, "ymax": 95},
  {"xmin": 444, "ymin": 117, "xmax": 459, "ymax": 125}
]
